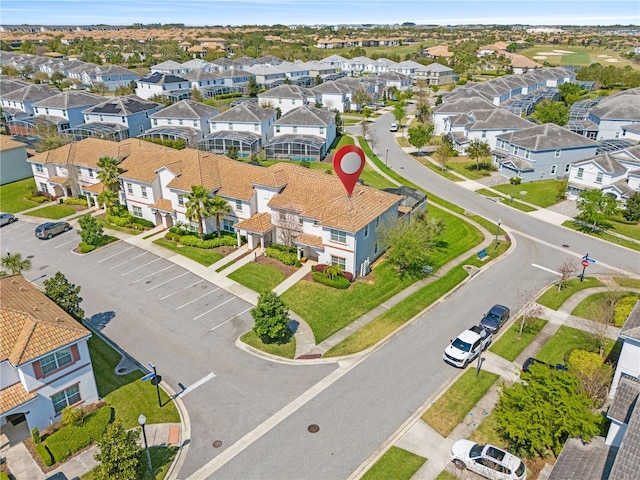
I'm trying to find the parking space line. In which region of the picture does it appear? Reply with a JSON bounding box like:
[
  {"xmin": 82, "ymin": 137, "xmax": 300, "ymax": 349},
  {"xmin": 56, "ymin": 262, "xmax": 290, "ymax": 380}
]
[
  {"xmin": 6, "ymin": 226, "xmax": 32, "ymax": 241},
  {"xmin": 54, "ymin": 238, "xmax": 78, "ymax": 249},
  {"xmin": 110, "ymin": 251, "xmax": 147, "ymax": 269},
  {"xmin": 132, "ymin": 265, "xmax": 174, "ymax": 284},
  {"xmin": 178, "ymin": 372, "xmax": 216, "ymax": 398},
  {"xmin": 121, "ymin": 258, "xmax": 161, "ymax": 276},
  {"xmin": 176, "ymin": 288, "xmax": 219, "ymax": 310},
  {"xmin": 147, "ymin": 272, "xmax": 188, "ymax": 291},
  {"xmin": 97, "ymin": 246, "xmax": 135, "ymax": 263},
  {"xmin": 159, "ymin": 279, "xmax": 204, "ymax": 300},
  {"xmin": 193, "ymin": 297, "xmax": 235, "ymax": 320},
  {"xmin": 210, "ymin": 307, "xmax": 252, "ymax": 331}
]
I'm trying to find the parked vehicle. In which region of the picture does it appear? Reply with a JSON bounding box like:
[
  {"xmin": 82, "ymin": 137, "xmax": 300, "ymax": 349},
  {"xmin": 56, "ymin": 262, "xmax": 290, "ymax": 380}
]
[
  {"xmin": 35, "ymin": 221, "xmax": 72, "ymax": 239},
  {"xmin": 480, "ymin": 304, "xmax": 510, "ymax": 333},
  {"xmin": 0, "ymin": 213, "xmax": 17, "ymax": 227},
  {"xmin": 451, "ymin": 440, "xmax": 526, "ymax": 480},
  {"xmin": 522, "ymin": 357, "xmax": 568, "ymax": 373},
  {"xmin": 443, "ymin": 325, "xmax": 492, "ymax": 368},
  {"xmin": 389, "ymin": 122, "xmax": 399, "ymax": 132}
]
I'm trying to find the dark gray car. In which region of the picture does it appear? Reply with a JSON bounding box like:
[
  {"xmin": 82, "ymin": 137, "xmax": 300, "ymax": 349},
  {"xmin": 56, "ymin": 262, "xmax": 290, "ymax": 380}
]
[
  {"xmin": 35, "ymin": 221, "xmax": 72, "ymax": 239},
  {"xmin": 480, "ymin": 304, "xmax": 510, "ymax": 333}
]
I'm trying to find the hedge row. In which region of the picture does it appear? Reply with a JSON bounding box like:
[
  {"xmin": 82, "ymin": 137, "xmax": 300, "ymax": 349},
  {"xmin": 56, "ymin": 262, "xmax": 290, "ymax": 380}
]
[
  {"xmin": 63, "ymin": 198, "xmax": 88, "ymax": 206},
  {"xmin": 614, "ymin": 296, "xmax": 639, "ymax": 327},
  {"xmin": 79, "ymin": 242, "xmax": 96, "ymax": 253},
  {"xmin": 265, "ymin": 247, "xmax": 300, "ymax": 267},
  {"xmin": 312, "ymin": 271, "xmax": 350, "ymax": 289},
  {"xmin": 36, "ymin": 443, "xmax": 54, "ymax": 466},
  {"xmin": 179, "ymin": 234, "xmax": 237, "ymax": 249},
  {"xmin": 43, "ymin": 406, "xmax": 111, "ymax": 464},
  {"xmin": 105, "ymin": 213, "xmax": 155, "ymax": 230}
]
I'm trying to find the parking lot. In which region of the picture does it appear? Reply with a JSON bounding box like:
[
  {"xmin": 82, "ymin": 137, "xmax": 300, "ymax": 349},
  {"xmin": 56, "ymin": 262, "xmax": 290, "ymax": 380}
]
[{"xmin": 1, "ymin": 218, "xmax": 336, "ymax": 477}]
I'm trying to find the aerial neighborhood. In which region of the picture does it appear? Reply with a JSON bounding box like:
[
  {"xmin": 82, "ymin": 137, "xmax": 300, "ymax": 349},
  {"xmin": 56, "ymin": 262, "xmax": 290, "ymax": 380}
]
[{"xmin": 1, "ymin": 17, "xmax": 640, "ymax": 480}]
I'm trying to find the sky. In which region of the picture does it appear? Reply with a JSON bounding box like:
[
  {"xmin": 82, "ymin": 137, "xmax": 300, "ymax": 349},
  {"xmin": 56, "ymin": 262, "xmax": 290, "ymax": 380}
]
[{"xmin": 1, "ymin": 0, "xmax": 638, "ymax": 27}]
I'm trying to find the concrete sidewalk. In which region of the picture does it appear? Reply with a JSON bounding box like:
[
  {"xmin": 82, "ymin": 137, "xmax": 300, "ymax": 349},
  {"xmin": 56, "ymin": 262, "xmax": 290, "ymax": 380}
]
[{"xmin": 3, "ymin": 423, "xmax": 181, "ymax": 480}]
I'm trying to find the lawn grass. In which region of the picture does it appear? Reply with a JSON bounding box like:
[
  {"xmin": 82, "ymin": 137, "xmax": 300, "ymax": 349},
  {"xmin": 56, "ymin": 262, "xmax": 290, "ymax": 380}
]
[
  {"xmin": 284, "ymin": 204, "xmax": 483, "ymax": 343},
  {"xmin": 24, "ymin": 204, "xmax": 76, "ymax": 219},
  {"xmin": 422, "ymin": 369, "xmax": 499, "ymax": 437},
  {"xmin": 562, "ymin": 221, "xmax": 640, "ymax": 252},
  {"xmin": 608, "ymin": 219, "xmax": 640, "ymax": 241},
  {"xmin": 153, "ymin": 238, "xmax": 223, "ymax": 266},
  {"xmin": 87, "ymin": 333, "xmax": 143, "ymax": 398},
  {"xmin": 446, "ymin": 160, "xmax": 493, "ymax": 181},
  {"xmin": 228, "ymin": 262, "xmax": 286, "ymax": 292},
  {"xmin": 535, "ymin": 325, "xmax": 617, "ymax": 365},
  {"xmin": 466, "ymin": 214, "xmax": 507, "ymax": 238},
  {"xmin": 614, "ymin": 277, "xmax": 640, "ymax": 289},
  {"xmin": 492, "ymin": 180, "xmax": 566, "ymax": 208},
  {"xmin": 474, "ymin": 189, "xmax": 537, "ymax": 213},
  {"xmin": 240, "ymin": 329, "xmax": 296, "ymax": 359},
  {"xmin": 469, "ymin": 412, "xmax": 508, "ymax": 448},
  {"xmin": 0, "ymin": 177, "xmax": 38, "ymax": 212},
  {"xmin": 361, "ymin": 446, "xmax": 426, "ymax": 480},
  {"xmin": 435, "ymin": 472, "xmax": 459, "ymax": 480},
  {"xmin": 489, "ymin": 318, "xmax": 547, "ymax": 362},
  {"xmin": 82, "ymin": 446, "xmax": 178, "ymax": 480},
  {"xmin": 518, "ymin": 45, "xmax": 639, "ymax": 69},
  {"xmin": 104, "ymin": 380, "xmax": 180, "ymax": 429},
  {"xmin": 418, "ymin": 157, "xmax": 462, "ymax": 182},
  {"xmin": 536, "ymin": 276, "xmax": 604, "ymax": 310},
  {"xmin": 571, "ymin": 292, "xmax": 638, "ymax": 321},
  {"xmin": 330, "ymin": 134, "xmax": 354, "ymax": 153}
]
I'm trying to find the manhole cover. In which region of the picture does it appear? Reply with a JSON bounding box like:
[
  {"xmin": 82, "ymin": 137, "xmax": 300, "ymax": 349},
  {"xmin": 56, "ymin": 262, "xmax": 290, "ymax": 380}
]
[
  {"xmin": 308, "ymin": 424, "xmax": 320, "ymax": 433},
  {"xmin": 117, "ymin": 368, "xmax": 127, "ymax": 373},
  {"xmin": 212, "ymin": 440, "xmax": 222, "ymax": 448}
]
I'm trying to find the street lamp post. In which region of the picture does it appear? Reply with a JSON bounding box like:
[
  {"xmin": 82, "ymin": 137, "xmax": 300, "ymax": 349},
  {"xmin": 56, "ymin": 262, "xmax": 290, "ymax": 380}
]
[
  {"xmin": 385, "ymin": 148, "xmax": 389, "ymax": 166},
  {"xmin": 495, "ymin": 218, "xmax": 501, "ymax": 249},
  {"xmin": 138, "ymin": 414, "xmax": 152, "ymax": 473}
]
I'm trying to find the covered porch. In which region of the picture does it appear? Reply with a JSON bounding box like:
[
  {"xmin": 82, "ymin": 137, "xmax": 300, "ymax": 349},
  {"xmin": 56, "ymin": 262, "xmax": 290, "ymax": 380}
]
[
  {"xmin": 234, "ymin": 212, "xmax": 274, "ymax": 252},
  {"xmin": 149, "ymin": 199, "xmax": 176, "ymax": 229}
]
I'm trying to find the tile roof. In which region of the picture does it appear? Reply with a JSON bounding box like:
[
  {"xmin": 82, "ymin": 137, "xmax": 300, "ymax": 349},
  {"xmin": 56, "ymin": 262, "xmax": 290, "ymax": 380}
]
[
  {"xmin": 0, "ymin": 381, "xmax": 37, "ymax": 415},
  {"xmin": 497, "ymin": 123, "xmax": 599, "ymax": 151},
  {"xmin": 620, "ymin": 301, "xmax": 640, "ymax": 341},
  {"xmin": 150, "ymin": 99, "xmax": 218, "ymax": 119},
  {"xmin": 27, "ymin": 137, "xmax": 118, "ymax": 168},
  {"xmin": 210, "ymin": 103, "xmax": 275, "ymax": 123},
  {"xmin": 150, "ymin": 198, "xmax": 174, "ymax": 212},
  {"xmin": 234, "ymin": 212, "xmax": 274, "ymax": 234},
  {"xmin": 549, "ymin": 436, "xmax": 617, "ymax": 480},
  {"xmin": 82, "ymin": 181, "xmax": 105, "ymax": 194},
  {"xmin": 275, "ymin": 105, "xmax": 334, "ymax": 126},
  {"xmin": 608, "ymin": 374, "xmax": 640, "ymax": 424},
  {"xmin": 609, "ymin": 383, "xmax": 640, "ymax": 480},
  {"xmin": 0, "ymin": 134, "xmax": 26, "ymax": 151},
  {"xmin": 0, "ymin": 275, "xmax": 90, "ymax": 367},
  {"xmin": 47, "ymin": 175, "xmax": 68, "ymax": 184},
  {"xmin": 295, "ymin": 232, "xmax": 324, "ymax": 249}
]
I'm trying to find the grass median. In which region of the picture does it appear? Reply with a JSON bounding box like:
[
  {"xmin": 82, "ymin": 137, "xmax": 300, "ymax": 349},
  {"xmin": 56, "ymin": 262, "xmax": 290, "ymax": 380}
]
[
  {"xmin": 536, "ymin": 276, "xmax": 604, "ymax": 310},
  {"xmin": 361, "ymin": 446, "xmax": 426, "ymax": 480},
  {"xmin": 153, "ymin": 238, "xmax": 223, "ymax": 266},
  {"xmin": 488, "ymin": 318, "xmax": 547, "ymax": 362}
]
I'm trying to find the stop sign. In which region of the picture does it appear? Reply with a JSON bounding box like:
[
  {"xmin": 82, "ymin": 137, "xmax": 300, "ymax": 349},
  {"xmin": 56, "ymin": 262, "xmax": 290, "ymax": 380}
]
[{"xmin": 582, "ymin": 259, "xmax": 589, "ymax": 267}]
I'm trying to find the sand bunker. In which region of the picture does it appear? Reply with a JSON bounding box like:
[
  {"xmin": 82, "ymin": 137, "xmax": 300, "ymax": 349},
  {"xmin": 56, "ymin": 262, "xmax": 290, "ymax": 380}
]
[
  {"xmin": 553, "ymin": 50, "xmax": 573, "ymax": 54},
  {"xmin": 606, "ymin": 58, "xmax": 621, "ymax": 63},
  {"xmin": 536, "ymin": 51, "xmax": 563, "ymax": 56},
  {"xmin": 533, "ymin": 56, "xmax": 548, "ymax": 60},
  {"xmin": 597, "ymin": 54, "xmax": 612, "ymax": 58}
]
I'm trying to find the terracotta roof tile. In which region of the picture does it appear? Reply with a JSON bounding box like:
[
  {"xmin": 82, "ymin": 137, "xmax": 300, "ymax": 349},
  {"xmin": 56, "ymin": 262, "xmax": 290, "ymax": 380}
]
[
  {"xmin": 150, "ymin": 198, "xmax": 174, "ymax": 212},
  {"xmin": 234, "ymin": 212, "xmax": 274, "ymax": 234},
  {"xmin": 0, "ymin": 134, "xmax": 26, "ymax": 151},
  {"xmin": 82, "ymin": 181, "xmax": 105, "ymax": 193},
  {"xmin": 0, "ymin": 382, "xmax": 37, "ymax": 415},
  {"xmin": 0, "ymin": 275, "xmax": 90, "ymax": 367},
  {"xmin": 47, "ymin": 175, "xmax": 68, "ymax": 184},
  {"xmin": 295, "ymin": 232, "xmax": 324, "ymax": 248}
]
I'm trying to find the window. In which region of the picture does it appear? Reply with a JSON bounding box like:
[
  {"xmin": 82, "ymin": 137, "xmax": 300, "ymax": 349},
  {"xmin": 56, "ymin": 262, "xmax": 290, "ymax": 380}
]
[
  {"xmin": 139, "ymin": 125, "xmax": 143, "ymax": 133},
  {"xmin": 51, "ymin": 384, "xmax": 81, "ymax": 415},
  {"xmin": 615, "ymin": 131, "xmax": 621, "ymax": 139},
  {"xmin": 524, "ymin": 150, "xmax": 530, "ymax": 159},
  {"xmin": 99, "ymin": 115, "xmax": 103, "ymax": 121},
  {"xmin": 554, "ymin": 149, "xmax": 561, "ymax": 158},
  {"xmin": 35, "ymin": 164, "xmax": 44, "ymax": 173},
  {"xmin": 320, "ymin": 127, "xmax": 325, "ymax": 135},
  {"xmin": 39, "ymin": 347, "xmax": 73, "ymax": 375},
  {"xmin": 40, "ymin": 182, "xmax": 48, "ymax": 192},
  {"xmin": 374, "ymin": 242, "xmax": 378, "ymax": 254},
  {"xmin": 127, "ymin": 183, "xmax": 133, "ymax": 194},
  {"xmin": 88, "ymin": 168, "xmax": 94, "ymax": 178},
  {"xmin": 177, "ymin": 194, "xmax": 184, "ymax": 206},
  {"xmin": 364, "ymin": 224, "xmax": 369, "ymax": 238},
  {"xmin": 330, "ymin": 229, "xmax": 346, "ymax": 244},
  {"xmin": 577, "ymin": 167, "xmax": 584, "ymax": 179},
  {"xmin": 235, "ymin": 199, "xmax": 242, "ymax": 211},
  {"xmin": 254, "ymin": 124, "xmax": 259, "ymax": 132},
  {"xmin": 375, "ymin": 217, "xmax": 380, "ymax": 227},
  {"xmin": 330, "ymin": 256, "xmax": 346, "ymax": 269},
  {"xmin": 481, "ymin": 130, "xmax": 487, "ymax": 138},
  {"xmin": 141, "ymin": 186, "xmax": 147, "ymax": 198},
  {"xmin": 121, "ymin": 116, "xmax": 125, "ymax": 123},
  {"xmin": 132, "ymin": 206, "xmax": 143, "ymax": 218},
  {"xmin": 179, "ymin": 119, "xmax": 183, "ymax": 125},
  {"xmin": 153, "ymin": 119, "xmax": 158, "ymax": 126},
  {"xmin": 222, "ymin": 218, "xmax": 234, "ymax": 232},
  {"xmin": 596, "ymin": 172, "xmax": 603, "ymax": 184},
  {"xmin": 276, "ymin": 126, "xmax": 281, "ymax": 133},
  {"xmin": 229, "ymin": 124, "xmax": 233, "ymax": 131},
  {"xmin": 193, "ymin": 120, "xmax": 198, "ymax": 127},
  {"xmin": 293, "ymin": 126, "xmax": 298, "ymax": 134},
  {"xmin": 550, "ymin": 165, "xmax": 557, "ymax": 175},
  {"xmin": 564, "ymin": 164, "xmax": 571, "ymax": 174}
]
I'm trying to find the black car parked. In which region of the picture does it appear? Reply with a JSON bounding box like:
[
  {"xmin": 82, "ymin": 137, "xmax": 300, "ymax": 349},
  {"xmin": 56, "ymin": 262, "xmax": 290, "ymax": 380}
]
[{"xmin": 480, "ymin": 304, "xmax": 510, "ymax": 333}]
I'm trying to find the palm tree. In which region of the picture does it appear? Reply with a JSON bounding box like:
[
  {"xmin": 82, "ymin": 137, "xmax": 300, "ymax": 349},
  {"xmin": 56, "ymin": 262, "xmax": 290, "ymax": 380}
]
[
  {"xmin": 210, "ymin": 196, "xmax": 232, "ymax": 238},
  {"xmin": 1, "ymin": 252, "xmax": 32, "ymax": 274},
  {"xmin": 97, "ymin": 156, "xmax": 121, "ymax": 193},
  {"xmin": 185, "ymin": 185, "xmax": 214, "ymax": 240}
]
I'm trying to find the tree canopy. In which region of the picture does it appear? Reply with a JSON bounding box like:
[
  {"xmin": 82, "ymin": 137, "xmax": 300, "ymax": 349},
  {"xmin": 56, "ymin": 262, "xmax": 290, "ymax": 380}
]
[
  {"xmin": 93, "ymin": 421, "xmax": 141, "ymax": 480},
  {"xmin": 185, "ymin": 185, "xmax": 214, "ymax": 240},
  {"xmin": 531, "ymin": 101, "xmax": 569, "ymax": 126},
  {"xmin": 1, "ymin": 252, "xmax": 31, "ymax": 275},
  {"xmin": 466, "ymin": 139, "xmax": 491, "ymax": 170},
  {"xmin": 576, "ymin": 188, "xmax": 618, "ymax": 230},
  {"xmin": 44, "ymin": 271, "xmax": 85, "ymax": 319},
  {"xmin": 251, "ymin": 291, "xmax": 292, "ymax": 343},
  {"xmin": 407, "ymin": 124, "xmax": 433, "ymax": 152}
]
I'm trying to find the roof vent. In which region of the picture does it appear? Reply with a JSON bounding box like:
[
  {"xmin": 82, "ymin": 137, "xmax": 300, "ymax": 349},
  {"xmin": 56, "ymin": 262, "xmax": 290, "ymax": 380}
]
[
  {"xmin": 33, "ymin": 306, "xmax": 39, "ymax": 311},
  {"xmin": 55, "ymin": 317, "xmax": 63, "ymax": 322},
  {"xmin": 19, "ymin": 286, "xmax": 26, "ymax": 291}
]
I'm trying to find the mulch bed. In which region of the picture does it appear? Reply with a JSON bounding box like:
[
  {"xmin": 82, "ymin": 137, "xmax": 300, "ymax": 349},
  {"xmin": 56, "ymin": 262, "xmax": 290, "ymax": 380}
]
[{"xmin": 253, "ymin": 254, "xmax": 299, "ymax": 277}]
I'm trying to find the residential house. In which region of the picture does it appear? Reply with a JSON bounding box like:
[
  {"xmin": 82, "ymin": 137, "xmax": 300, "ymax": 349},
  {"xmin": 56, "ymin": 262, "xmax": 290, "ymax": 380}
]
[
  {"xmin": 150, "ymin": 60, "xmax": 186, "ymax": 76},
  {"xmin": 211, "ymin": 57, "xmax": 234, "ymax": 72},
  {"xmin": 274, "ymin": 62, "xmax": 312, "ymax": 86},
  {"xmin": 0, "ymin": 84, "xmax": 60, "ymax": 121},
  {"xmin": 258, "ymin": 84, "xmax": 315, "ymax": 115},
  {"xmin": 0, "ymin": 275, "xmax": 99, "ymax": 435},
  {"xmin": 135, "ymin": 72, "xmax": 192, "ymax": 100},
  {"xmin": 200, "ymin": 102, "xmax": 277, "ymax": 157},
  {"xmin": 587, "ymin": 88, "xmax": 640, "ymax": 140},
  {"xmin": 297, "ymin": 60, "xmax": 338, "ymax": 79},
  {"xmin": 413, "ymin": 63, "xmax": 455, "ymax": 86},
  {"xmin": 72, "ymin": 95, "xmax": 162, "ymax": 142},
  {"xmin": 423, "ymin": 45, "xmax": 453, "ymax": 60},
  {"xmin": 142, "ymin": 100, "xmax": 219, "ymax": 147},
  {"xmin": 433, "ymin": 97, "xmax": 500, "ymax": 135},
  {"xmin": 265, "ymin": 105, "xmax": 336, "ymax": 161},
  {"xmin": 377, "ymin": 71, "xmax": 412, "ymax": 91},
  {"xmin": 81, "ymin": 65, "xmax": 139, "ymax": 90},
  {"xmin": 621, "ymin": 123, "xmax": 640, "ymax": 143},
  {"xmin": 392, "ymin": 60, "xmax": 423, "ymax": 77},
  {"xmin": 182, "ymin": 69, "xmax": 225, "ymax": 91},
  {"xmin": 318, "ymin": 54, "xmax": 348, "ymax": 68},
  {"xmin": 493, "ymin": 123, "xmax": 599, "ymax": 182},
  {"xmin": 232, "ymin": 56, "xmax": 259, "ymax": 71},
  {"xmin": 216, "ymin": 69, "xmax": 254, "ymax": 90},
  {"xmin": 246, "ymin": 65, "xmax": 287, "ymax": 88},
  {"xmin": 311, "ymin": 81, "xmax": 351, "ymax": 112},
  {"xmin": 566, "ymin": 153, "xmax": 638, "ymax": 202},
  {"xmin": 181, "ymin": 58, "xmax": 215, "ymax": 73},
  {"xmin": 0, "ymin": 135, "xmax": 30, "ymax": 185}
]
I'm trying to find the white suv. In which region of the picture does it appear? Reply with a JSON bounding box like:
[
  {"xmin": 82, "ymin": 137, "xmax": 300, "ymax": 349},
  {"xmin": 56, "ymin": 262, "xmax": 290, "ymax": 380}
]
[
  {"xmin": 389, "ymin": 122, "xmax": 398, "ymax": 132},
  {"xmin": 451, "ymin": 440, "xmax": 527, "ymax": 480}
]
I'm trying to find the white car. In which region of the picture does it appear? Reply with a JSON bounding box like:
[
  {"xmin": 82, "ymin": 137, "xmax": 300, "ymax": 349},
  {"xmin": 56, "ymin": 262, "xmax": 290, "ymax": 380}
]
[
  {"xmin": 389, "ymin": 122, "xmax": 399, "ymax": 132},
  {"xmin": 443, "ymin": 325, "xmax": 492, "ymax": 368},
  {"xmin": 451, "ymin": 440, "xmax": 526, "ymax": 480},
  {"xmin": 0, "ymin": 213, "xmax": 17, "ymax": 227}
]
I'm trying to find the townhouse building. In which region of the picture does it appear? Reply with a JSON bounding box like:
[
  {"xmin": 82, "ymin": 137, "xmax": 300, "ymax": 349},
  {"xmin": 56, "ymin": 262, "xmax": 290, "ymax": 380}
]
[
  {"xmin": 413, "ymin": 63, "xmax": 455, "ymax": 86},
  {"xmin": 141, "ymin": 99, "xmax": 219, "ymax": 147},
  {"xmin": 587, "ymin": 88, "xmax": 640, "ymax": 140},
  {"xmin": 0, "ymin": 83, "xmax": 60, "ymax": 121},
  {"xmin": 311, "ymin": 81, "xmax": 351, "ymax": 112},
  {"xmin": 150, "ymin": 60, "xmax": 187, "ymax": 76},
  {"xmin": 257, "ymin": 84, "xmax": 315, "ymax": 116},
  {"xmin": 0, "ymin": 135, "xmax": 30, "ymax": 185},
  {"xmin": 0, "ymin": 275, "xmax": 99, "ymax": 435},
  {"xmin": 135, "ymin": 72, "xmax": 192, "ymax": 100},
  {"xmin": 81, "ymin": 65, "xmax": 139, "ymax": 90}
]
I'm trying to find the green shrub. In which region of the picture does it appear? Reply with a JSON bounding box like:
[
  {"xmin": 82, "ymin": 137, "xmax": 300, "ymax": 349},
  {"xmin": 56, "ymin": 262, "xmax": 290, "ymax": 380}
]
[
  {"xmin": 36, "ymin": 443, "xmax": 54, "ymax": 466},
  {"xmin": 164, "ymin": 232, "xmax": 182, "ymax": 241},
  {"xmin": 63, "ymin": 198, "xmax": 88, "ymax": 206},
  {"xmin": 79, "ymin": 242, "xmax": 96, "ymax": 253},
  {"xmin": 28, "ymin": 195, "xmax": 50, "ymax": 204},
  {"xmin": 180, "ymin": 234, "xmax": 236, "ymax": 249},
  {"xmin": 265, "ymin": 247, "xmax": 301, "ymax": 266},
  {"xmin": 45, "ymin": 406, "xmax": 111, "ymax": 464},
  {"xmin": 614, "ymin": 296, "xmax": 639, "ymax": 327},
  {"xmin": 31, "ymin": 427, "xmax": 41, "ymax": 444},
  {"xmin": 105, "ymin": 214, "xmax": 131, "ymax": 227},
  {"xmin": 0, "ymin": 472, "xmax": 10, "ymax": 480},
  {"xmin": 130, "ymin": 216, "xmax": 155, "ymax": 229},
  {"xmin": 312, "ymin": 271, "xmax": 350, "ymax": 289}
]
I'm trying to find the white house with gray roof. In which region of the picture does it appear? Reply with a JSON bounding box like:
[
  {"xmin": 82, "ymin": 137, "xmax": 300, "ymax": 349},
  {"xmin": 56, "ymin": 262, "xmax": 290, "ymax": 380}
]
[
  {"xmin": 311, "ymin": 81, "xmax": 351, "ymax": 112},
  {"xmin": 265, "ymin": 105, "xmax": 336, "ymax": 161},
  {"xmin": 181, "ymin": 58, "xmax": 215, "ymax": 72},
  {"xmin": 377, "ymin": 71, "xmax": 412, "ymax": 90},
  {"xmin": 587, "ymin": 88, "xmax": 640, "ymax": 140},
  {"xmin": 150, "ymin": 60, "xmax": 186, "ymax": 75},
  {"xmin": 182, "ymin": 69, "xmax": 224, "ymax": 90},
  {"xmin": 0, "ymin": 83, "xmax": 59, "ymax": 120},
  {"xmin": 246, "ymin": 65, "xmax": 287, "ymax": 88},
  {"xmin": 135, "ymin": 72, "xmax": 192, "ymax": 100},
  {"xmin": 413, "ymin": 63, "xmax": 455, "ymax": 86},
  {"xmin": 32, "ymin": 91, "xmax": 103, "ymax": 129},
  {"xmin": 258, "ymin": 84, "xmax": 315, "ymax": 115},
  {"xmin": 493, "ymin": 123, "xmax": 599, "ymax": 182},
  {"xmin": 142, "ymin": 100, "xmax": 219, "ymax": 147},
  {"xmin": 82, "ymin": 65, "xmax": 139, "ymax": 90},
  {"xmin": 297, "ymin": 60, "xmax": 338, "ymax": 78}
]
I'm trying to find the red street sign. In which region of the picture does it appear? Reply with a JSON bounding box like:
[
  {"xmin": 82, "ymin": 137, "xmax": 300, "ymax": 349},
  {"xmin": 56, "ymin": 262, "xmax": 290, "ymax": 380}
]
[{"xmin": 582, "ymin": 259, "xmax": 590, "ymax": 267}]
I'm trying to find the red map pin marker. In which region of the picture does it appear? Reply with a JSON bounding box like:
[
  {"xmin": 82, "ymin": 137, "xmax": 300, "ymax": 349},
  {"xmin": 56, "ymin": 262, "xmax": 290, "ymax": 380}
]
[{"xmin": 333, "ymin": 145, "xmax": 365, "ymax": 196}]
